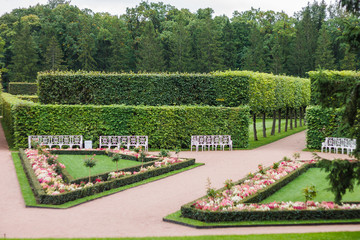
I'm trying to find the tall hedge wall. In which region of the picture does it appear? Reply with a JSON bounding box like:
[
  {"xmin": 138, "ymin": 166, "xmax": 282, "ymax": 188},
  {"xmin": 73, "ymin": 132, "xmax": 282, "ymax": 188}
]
[
  {"xmin": 306, "ymin": 106, "xmax": 345, "ymax": 149},
  {"xmin": 1, "ymin": 93, "xmax": 249, "ymax": 149},
  {"xmin": 37, "ymin": 71, "xmax": 249, "ymax": 107},
  {"xmin": 308, "ymin": 70, "xmax": 360, "ymax": 107},
  {"xmin": 37, "ymin": 71, "xmax": 310, "ymax": 113},
  {"xmin": 8, "ymin": 82, "xmax": 38, "ymax": 95}
]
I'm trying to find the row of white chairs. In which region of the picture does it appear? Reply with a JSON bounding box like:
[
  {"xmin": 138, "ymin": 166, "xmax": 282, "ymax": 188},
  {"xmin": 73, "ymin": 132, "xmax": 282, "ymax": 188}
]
[
  {"xmin": 191, "ymin": 135, "xmax": 233, "ymax": 151},
  {"xmin": 28, "ymin": 135, "xmax": 83, "ymax": 149},
  {"xmin": 321, "ymin": 137, "xmax": 356, "ymax": 154},
  {"xmin": 99, "ymin": 136, "xmax": 148, "ymax": 151}
]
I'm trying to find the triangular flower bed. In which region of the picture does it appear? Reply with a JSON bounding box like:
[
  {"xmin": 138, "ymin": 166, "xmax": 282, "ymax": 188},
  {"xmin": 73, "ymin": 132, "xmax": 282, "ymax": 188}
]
[
  {"xmin": 19, "ymin": 148, "xmax": 195, "ymax": 205},
  {"xmin": 180, "ymin": 160, "xmax": 360, "ymax": 222}
]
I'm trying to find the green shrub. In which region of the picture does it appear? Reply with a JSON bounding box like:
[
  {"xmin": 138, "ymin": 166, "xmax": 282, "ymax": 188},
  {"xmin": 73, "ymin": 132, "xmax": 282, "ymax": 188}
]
[
  {"xmin": 306, "ymin": 106, "xmax": 346, "ymax": 149},
  {"xmin": 8, "ymin": 82, "xmax": 38, "ymax": 95},
  {"xmin": 17, "ymin": 95, "xmax": 39, "ymax": 103},
  {"xmin": 1, "ymin": 93, "xmax": 250, "ymax": 149},
  {"xmin": 308, "ymin": 70, "xmax": 360, "ymax": 107}
]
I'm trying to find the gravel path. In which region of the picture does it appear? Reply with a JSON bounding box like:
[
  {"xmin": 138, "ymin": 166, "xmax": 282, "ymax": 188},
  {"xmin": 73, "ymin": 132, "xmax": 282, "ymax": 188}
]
[{"xmin": 0, "ymin": 126, "xmax": 359, "ymax": 238}]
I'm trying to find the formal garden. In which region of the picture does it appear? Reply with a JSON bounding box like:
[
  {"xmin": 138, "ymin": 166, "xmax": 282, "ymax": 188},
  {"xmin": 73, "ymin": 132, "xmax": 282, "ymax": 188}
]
[
  {"xmin": 1, "ymin": 70, "xmax": 310, "ymax": 209},
  {"xmin": 1, "ymin": 69, "xmax": 359, "ymax": 226}
]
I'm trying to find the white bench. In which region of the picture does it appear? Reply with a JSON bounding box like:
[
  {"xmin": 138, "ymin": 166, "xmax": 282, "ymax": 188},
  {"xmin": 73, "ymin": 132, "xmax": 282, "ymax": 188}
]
[
  {"xmin": 99, "ymin": 135, "xmax": 148, "ymax": 151},
  {"xmin": 321, "ymin": 137, "xmax": 356, "ymax": 154},
  {"xmin": 191, "ymin": 135, "xmax": 233, "ymax": 151},
  {"xmin": 28, "ymin": 135, "xmax": 83, "ymax": 149}
]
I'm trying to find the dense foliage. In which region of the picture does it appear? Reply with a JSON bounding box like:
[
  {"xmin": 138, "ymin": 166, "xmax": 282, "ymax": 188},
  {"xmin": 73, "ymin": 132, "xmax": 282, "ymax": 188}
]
[
  {"xmin": 306, "ymin": 106, "xmax": 345, "ymax": 149},
  {"xmin": 37, "ymin": 71, "xmax": 249, "ymax": 106},
  {"xmin": 37, "ymin": 71, "xmax": 309, "ymax": 110},
  {"xmin": 308, "ymin": 70, "xmax": 360, "ymax": 107},
  {"xmin": 0, "ymin": 0, "xmax": 359, "ymax": 89},
  {"xmin": 308, "ymin": 70, "xmax": 360, "ymax": 157},
  {"xmin": 1, "ymin": 93, "xmax": 249, "ymax": 149},
  {"xmin": 317, "ymin": 159, "xmax": 360, "ymax": 204},
  {"xmin": 8, "ymin": 82, "xmax": 38, "ymax": 95}
]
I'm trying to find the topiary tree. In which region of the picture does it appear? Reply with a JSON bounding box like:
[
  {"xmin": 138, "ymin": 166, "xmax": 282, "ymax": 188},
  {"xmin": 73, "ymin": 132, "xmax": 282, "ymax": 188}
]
[
  {"xmin": 84, "ymin": 155, "xmax": 97, "ymax": 183},
  {"xmin": 112, "ymin": 153, "xmax": 121, "ymax": 172}
]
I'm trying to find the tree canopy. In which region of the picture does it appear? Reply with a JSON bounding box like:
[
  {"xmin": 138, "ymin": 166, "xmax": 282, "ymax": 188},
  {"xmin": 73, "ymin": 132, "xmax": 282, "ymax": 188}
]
[{"xmin": 0, "ymin": 0, "xmax": 359, "ymax": 87}]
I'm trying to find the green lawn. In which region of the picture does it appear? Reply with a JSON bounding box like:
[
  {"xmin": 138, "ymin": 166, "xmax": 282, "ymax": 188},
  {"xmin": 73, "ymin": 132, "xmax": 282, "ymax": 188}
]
[
  {"xmin": 261, "ymin": 168, "xmax": 360, "ymax": 203},
  {"xmin": 7, "ymin": 232, "xmax": 360, "ymax": 240},
  {"xmin": 57, "ymin": 154, "xmax": 143, "ymax": 179},
  {"xmin": 247, "ymin": 118, "xmax": 306, "ymax": 149}
]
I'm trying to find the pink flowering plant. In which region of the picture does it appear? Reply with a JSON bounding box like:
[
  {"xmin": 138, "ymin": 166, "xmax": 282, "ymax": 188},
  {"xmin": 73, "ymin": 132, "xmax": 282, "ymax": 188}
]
[
  {"xmin": 25, "ymin": 149, "xmax": 99, "ymax": 196},
  {"xmin": 194, "ymin": 160, "xmax": 306, "ymax": 212},
  {"xmin": 24, "ymin": 148, "xmax": 186, "ymax": 196},
  {"xmin": 191, "ymin": 160, "xmax": 360, "ymax": 213}
]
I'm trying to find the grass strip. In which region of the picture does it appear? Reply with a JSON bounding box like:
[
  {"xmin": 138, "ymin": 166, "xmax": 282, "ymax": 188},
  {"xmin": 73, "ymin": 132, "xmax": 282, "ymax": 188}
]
[
  {"xmin": 57, "ymin": 154, "xmax": 143, "ymax": 179},
  {"xmin": 246, "ymin": 125, "xmax": 307, "ymax": 149},
  {"xmin": 164, "ymin": 210, "xmax": 360, "ymax": 228},
  {"xmin": 261, "ymin": 168, "xmax": 360, "ymax": 203},
  {"xmin": 12, "ymin": 152, "xmax": 203, "ymax": 209}
]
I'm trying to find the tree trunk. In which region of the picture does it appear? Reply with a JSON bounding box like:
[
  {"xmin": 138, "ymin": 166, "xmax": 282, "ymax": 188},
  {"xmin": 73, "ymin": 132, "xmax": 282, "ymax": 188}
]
[
  {"xmin": 253, "ymin": 113, "xmax": 258, "ymax": 141},
  {"xmin": 262, "ymin": 112, "xmax": 267, "ymax": 138},
  {"xmin": 89, "ymin": 169, "xmax": 91, "ymax": 183},
  {"xmin": 290, "ymin": 108, "xmax": 293, "ymax": 130},
  {"xmin": 295, "ymin": 108, "xmax": 298, "ymax": 128},
  {"xmin": 278, "ymin": 109, "xmax": 281, "ymax": 133},
  {"xmin": 271, "ymin": 110, "xmax": 276, "ymax": 135},
  {"xmin": 285, "ymin": 107, "xmax": 289, "ymax": 132},
  {"xmin": 299, "ymin": 107, "xmax": 303, "ymax": 127}
]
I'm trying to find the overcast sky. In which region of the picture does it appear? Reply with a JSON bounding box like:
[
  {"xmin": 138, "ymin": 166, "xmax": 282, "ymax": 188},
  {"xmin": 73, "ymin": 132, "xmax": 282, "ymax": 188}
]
[{"xmin": 1, "ymin": 0, "xmax": 335, "ymax": 17}]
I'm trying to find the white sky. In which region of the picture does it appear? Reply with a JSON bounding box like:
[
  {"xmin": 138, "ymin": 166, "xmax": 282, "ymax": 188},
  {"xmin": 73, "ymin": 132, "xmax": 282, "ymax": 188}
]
[{"xmin": 0, "ymin": 0, "xmax": 335, "ymax": 17}]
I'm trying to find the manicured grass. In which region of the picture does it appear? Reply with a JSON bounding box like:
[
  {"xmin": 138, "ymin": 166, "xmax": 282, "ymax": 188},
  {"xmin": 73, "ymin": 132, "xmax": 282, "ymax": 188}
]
[
  {"xmin": 7, "ymin": 232, "xmax": 360, "ymax": 240},
  {"xmin": 246, "ymin": 118, "xmax": 306, "ymax": 149},
  {"xmin": 164, "ymin": 210, "xmax": 360, "ymax": 228},
  {"xmin": 12, "ymin": 152, "xmax": 204, "ymax": 209},
  {"xmin": 57, "ymin": 154, "xmax": 143, "ymax": 179},
  {"xmin": 261, "ymin": 168, "xmax": 360, "ymax": 203}
]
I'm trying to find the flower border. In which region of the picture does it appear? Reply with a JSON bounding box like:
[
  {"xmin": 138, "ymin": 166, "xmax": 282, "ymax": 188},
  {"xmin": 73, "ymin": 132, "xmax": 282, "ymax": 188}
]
[
  {"xmin": 19, "ymin": 148, "xmax": 195, "ymax": 205},
  {"xmin": 181, "ymin": 160, "xmax": 360, "ymax": 222}
]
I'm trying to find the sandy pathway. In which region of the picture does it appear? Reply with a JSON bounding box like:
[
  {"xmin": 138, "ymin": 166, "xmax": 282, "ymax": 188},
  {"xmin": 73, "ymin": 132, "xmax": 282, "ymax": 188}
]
[{"xmin": 0, "ymin": 127, "xmax": 359, "ymax": 238}]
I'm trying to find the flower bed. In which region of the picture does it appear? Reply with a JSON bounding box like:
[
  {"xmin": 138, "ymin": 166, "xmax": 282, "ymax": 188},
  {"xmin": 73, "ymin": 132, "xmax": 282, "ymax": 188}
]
[
  {"xmin": 181, "ymin": 160, "xmax": 360, "ymax": 222},
  {"xmin": 19, "ymin": 148, "xmax": 195, "ymax": 205}
]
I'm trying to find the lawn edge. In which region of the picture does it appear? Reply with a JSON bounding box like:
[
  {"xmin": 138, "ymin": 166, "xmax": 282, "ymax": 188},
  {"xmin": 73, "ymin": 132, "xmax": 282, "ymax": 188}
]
[{"xmin": 162, "ymin": 211, "xmax": 360, "ymax": 229}]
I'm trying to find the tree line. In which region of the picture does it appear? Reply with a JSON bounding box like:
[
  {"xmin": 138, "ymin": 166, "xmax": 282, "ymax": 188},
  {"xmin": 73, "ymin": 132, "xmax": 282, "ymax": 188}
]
[{"xmin": 0, "ymin": 0, "xmax": 359, "ymax": 88}]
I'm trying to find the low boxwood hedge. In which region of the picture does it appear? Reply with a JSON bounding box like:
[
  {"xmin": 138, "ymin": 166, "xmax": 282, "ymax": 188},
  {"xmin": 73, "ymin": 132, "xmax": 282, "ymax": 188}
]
[
  {"xmin": 180, "ymin": 161, "xmax": 360, "ymax": 222},
  {"xmin": 19, "ymin": 149, "xmax": 195, "ymax": 205}
]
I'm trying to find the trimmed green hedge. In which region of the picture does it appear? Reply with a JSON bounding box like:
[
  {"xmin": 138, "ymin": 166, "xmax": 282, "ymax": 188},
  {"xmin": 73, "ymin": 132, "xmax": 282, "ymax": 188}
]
[
  {"xmin": 308, "ymin": 70, "xmax": 360, "ymax": 108},
  {"xmin": 37, "ymin": 71, "xmax": 310, "ymax": 113},
  {"xmin": 180, "ymin": 206, "xmax": 360, "ymax": 222},
  {"xmin": 306, "ymin": 106, "xmax": 346, "ymax": 149},
  {"xmin": 17, "ymin": 95, "xmax": 39, "ymax": 103},
  {"xmin": 19, "ymin": 149, "xmax": 196, "ymax": 205},
  {"xmin": 38, "ymin": 71, "xmax": 249, "ymax": 107},
  {"xmin": 180, "ymin": 163, "xmax": 360, "ymax": 222},
  {"xmin": 1, "ymin": 93, "xmax": 249, "ymax": 149},
  {"xmin": 8, "ymin": 82, "xmax": 38, "ymax": 95}
]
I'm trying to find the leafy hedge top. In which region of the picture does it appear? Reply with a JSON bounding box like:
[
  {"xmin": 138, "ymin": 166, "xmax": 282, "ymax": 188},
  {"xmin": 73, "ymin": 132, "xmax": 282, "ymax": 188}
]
[
  {"xmin": 37, "ymin": 70, "xmax": 310, "ymax": 112},
  {"xmin": 308, "ymin": 70, "xmax": 360, "ymax": 108}
]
